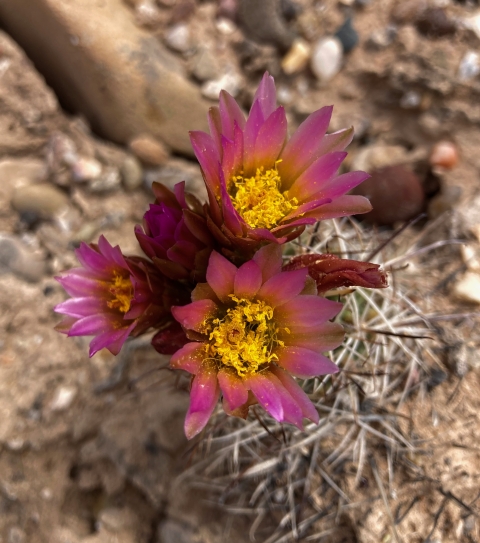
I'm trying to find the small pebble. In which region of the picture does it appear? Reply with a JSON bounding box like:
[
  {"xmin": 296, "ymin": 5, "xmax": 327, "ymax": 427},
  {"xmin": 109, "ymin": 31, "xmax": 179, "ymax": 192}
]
[
  {"xmin": 121, "ymin": 156, "xmax": 143, "ymax": 191},
  {"xmin": 129, "ymin": 135, "xmax": 169, "ymax": 166},
  {"xmin": 71, "ymin": 157, "xmax": 103, "ymax": 183},
  {"xmin": 135, "ymin": 1, "xmax": 162, "ymax": 28},
  {"xmin": 453, "ymin": 271, "xmax": 480, "ymax": 304},
  {"xmin": 367, "ymin": 26, "xmax": 396, "ymax": 49},
  {"xmin": 49, "ymin": 386, "xmax": 77, "ymax": 411},
  {"xmin": 46, "ymin": 132, "xmax": 78, "ymax": 170},
  {"xmin": 88, "ymin": 167, "xmax": 121, "ymax": 192},
  {"xmin": 458, "ymin": 51, "xmax": 480, "ymax": 81},
  {"xmin": 216, "ymin": 18, "xmax": 237, "ymax": 34},
  {"xmin": 310, "ymin": 37, "xmax": 343, "ymax": 83},
  {"xmin": 11, "ymin": 184, "xmax": 69, "ymax": 221},
  {"xmin": 461, "ymin": 244, "xmax": 480, "ymax": 272},
  {"xmin": 334, "ymin": 17, "xmax": 359, "ymax": 53},
  {"xmin": 416, "ymin": 7, "xmax": 456, "ymax": 37},
  {"xmin": 400, "ymin": 90, "xmax": 421, "ymax": 109},
  {"xmin": 202, "ymin": 71, "xmax": 242, "ymax": 100},
  {"xmin": 352, "ymin": 165, "xmax": 425, "ymax": 225},
  {"xmin": 429, "ymin": 141, "xmax": 458, "ymax": 169},
  {"xmin": 191, "ymin": 47, "xmax": 220, "ymax": 82},
  {"xmin": 8, "ymin": 527, "xmax": 26, "ymax": 543},
  {"xmin": 463, "ymin": 12, "xmax": 480, "ymax": 40},
  {"xmin": 281, "ymin": 38, "xmax": 311, "ymax": 75},
  {"xmin": 391, "ymin": 0, "xmax": 427, "ymax": 24},
  {"xmin": 164, "ymin": 23, "xmax": 191, "ymax": 53}
]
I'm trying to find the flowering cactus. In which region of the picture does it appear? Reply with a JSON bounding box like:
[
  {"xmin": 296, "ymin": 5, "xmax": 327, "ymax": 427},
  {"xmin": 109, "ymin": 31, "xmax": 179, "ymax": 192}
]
[
  {"xmin": 54, "ymin": 236, "xmax": 186, "ymax": 357},
  {"xmin": 190, "ymin": 72, "xmax": 371, "ymax": 254},
  {"xmin": 170, "ymin": 245, "xmax": 344, "ymax": 439}
]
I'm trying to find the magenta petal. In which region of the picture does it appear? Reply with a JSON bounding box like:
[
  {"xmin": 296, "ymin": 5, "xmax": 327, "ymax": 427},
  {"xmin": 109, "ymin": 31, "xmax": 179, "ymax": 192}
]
[
  {"xmin": 185, "ymin": 366, "xmax": 220, "ymax": 439},
  {"xmin": 68, "ymin": 314, "xmax": 119, "ymax": 337},
  {"xmin": 219, "ymin": 90, "xmax": 246, "ymax": 140},
  {"xmin": 170, "ymin": 342, "xmax": 204, "ymax": 374},
  {"xmin": 319, "ymin": 170, "xmax": 370, "ymax": 200},
  {"xmin": 55, "ymin": 296, "xmax": 105, "ymax": 318},
  {"xmin": 55, "ymin": 273, "xmax": 102, "ymax": 297},
  {"xmin": 208, "ymin": 106, "xmax": 223, "ymax": 157},
  {"xmin": 270, "ymin": 366, "xmax": 319, "ymax": 424},
  {"xmin": 257, "ymin": 269, "xmax": 308, "ymax": 307},
  {"xmin": 217, "ymin": 369, "xmax": 249, "ymax": 412},
  {"xmin": 276, "ymin": 347, "xmax": 339, "ymax": 378},
  {"xmin": 282, "ymin": 196, "xmax": 331, "ymax": 222},
  {"xmin": 266, "ymin": 372, "xmax": 304, "ymax": 428},
  {"xmin": 251, "ymin": 72, "xmax": 277, "ymax": 119},
  {"xmin": 316, "ymin": 127, "xmax": 354, "ymax": 155},
  {"xmin": 220, "ymin": 173, "xmax": 244, "ymax": 236},
  {"xmin": 304, "ymin": 195, "xmax": 372, "ymax": 220},
  {"xmin": 274, "ymin": 296, "xmax": 343, "ymax": 327},
  {"xmin": 206, "ymin": 251, "xmax": 237, "ymax": 303},
  {"xmin": 243, "ymin": 99, "xmax": 265, "ymax": 174},
  {"xmin": 253, "ymin": 244, "xmax": 284, "ymax": 282},
  {"xmin": 288, "ymin": 152, "xmax": 348, "ymax": 202},
  {"xmin": 75, "ymin": 243, "xmax": 111, "ymax": 278},
  {"xmin": 98, "ymin": 235, "xmax": 127, "ymax": 269},
  {"xmin": 279, "ymin": 322, "xmax": 345, "ymax": 351},
  {"xmin": 89, "ymin": 326, "xmax": 132, "ymax": 357},
  {"xmin": 253, "ymin": 106, "xmax": 287, "ymax": 171},
  {"xmin": 278, "ymin": 105, "xmax": 333, "ymax": 188},
  {"xmin": 245, "ymin": 372, "xmax": 283, "ymax": 422},
  {"xmin": 190, "ymin": 131, "xmax": 221, "ymax": 194},
  {"xmin": 172, "ymin": 299, "xmax": 218, "ymax": 332},
  {"xmin": 234, "ymin": 260, "xmax": 263, "ymax": 299}
]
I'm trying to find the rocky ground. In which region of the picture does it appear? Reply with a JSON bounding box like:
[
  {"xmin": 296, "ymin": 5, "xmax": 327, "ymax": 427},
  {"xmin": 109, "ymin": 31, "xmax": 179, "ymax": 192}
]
[{"xmin": 0, "ymin": 0, "xmax": 480, "ymax": 542}]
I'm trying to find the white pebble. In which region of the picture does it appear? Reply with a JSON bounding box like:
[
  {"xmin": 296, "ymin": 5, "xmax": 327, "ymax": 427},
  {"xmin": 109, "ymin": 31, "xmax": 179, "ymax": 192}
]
[
  {"xmin": 202, "ymin": 71, "xmax": 242, "ymax": 100},
  {"xmin": 49, "ymin": 386, "xmax": 77, "ymax": 411},
  {"xmin": 165, "ymin": 24, "xmax": 191, "ymax": 53},
  {"xmin": 310, "ymin": 37, "xmax": 343, "ymax": 83},
  {"xmin": 458, "ymin": 51, "xmax": 480, "ymax": 81},
  {"xmin": 453, "ymin": 271, "xmax": 480, "ymax": 304}
]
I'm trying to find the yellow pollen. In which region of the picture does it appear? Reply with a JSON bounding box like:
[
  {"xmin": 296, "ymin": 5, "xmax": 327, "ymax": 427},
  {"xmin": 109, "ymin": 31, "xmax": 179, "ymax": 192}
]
[
  {"xmin": 202, "ymin": 296, "xmax": 285, "ymax": 378},
  {"xmin": 107, "ymin": 273, "xmax": 133, "ymax": 314},
  {"xmin": 229, "ymin": 165, "xmax": 298, "ymax": 229}
]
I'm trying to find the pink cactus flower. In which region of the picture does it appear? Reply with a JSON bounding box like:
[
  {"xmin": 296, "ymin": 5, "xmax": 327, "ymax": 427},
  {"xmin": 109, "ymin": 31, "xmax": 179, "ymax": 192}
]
[
  {"xmin": 190, "ymin": 72, "xmax": 372, "ymax": 254},
  {"xmin": 55, "ymin": 235, "xmax": 185, "ymax": 357},
  {"xmin": 170, "ymin": 245, "xmax": 344, "ymax": 439},
  {"xmin": 135, "ymin": 181, "xmax": 215, "ymax": 282}
]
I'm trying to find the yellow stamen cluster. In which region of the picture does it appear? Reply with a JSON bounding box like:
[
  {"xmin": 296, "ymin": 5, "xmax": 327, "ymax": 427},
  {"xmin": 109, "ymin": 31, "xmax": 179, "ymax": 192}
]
[
  {"xmin": 230, "ymin": 166, "xmax": 298, "ymax": 230},
  {"xmin": 107, "ymin": 273, "xmax": 133, "ymax": 314},
  {"xmin": 202, "ymin": 296, "xmax": 285, "ymax": 378}
]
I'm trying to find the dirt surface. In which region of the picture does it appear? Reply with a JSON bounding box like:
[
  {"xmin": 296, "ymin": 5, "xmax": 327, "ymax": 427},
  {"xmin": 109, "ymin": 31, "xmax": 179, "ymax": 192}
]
[{"xmin": 0, "ymin": 1, "xmax": 480, "ymax": 542}]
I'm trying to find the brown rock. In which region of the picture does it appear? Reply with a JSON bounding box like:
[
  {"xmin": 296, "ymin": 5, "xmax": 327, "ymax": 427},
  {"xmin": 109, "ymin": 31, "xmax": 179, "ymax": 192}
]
[
  {"xmin": 129, "ymin": 135, "xmax": 169, "ymax": 166},
  {"xmin": 352, "ymin": 165, "xmax": 425, "ymax": 225},
  {"xmin": 0, "ymin": 0, "xmax": 209, "ymax": 155}
]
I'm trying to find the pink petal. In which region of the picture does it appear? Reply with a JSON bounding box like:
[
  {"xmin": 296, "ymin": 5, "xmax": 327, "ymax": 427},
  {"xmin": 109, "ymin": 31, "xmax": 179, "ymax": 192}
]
[
  {"xmin": 75, "ymin": 243, "xmax": 112, "ymax": 277},
  {"xmin": 244, "ymin": 372, "xmax": 283, "ymax": 421},
  {"xmin": 266, "ymin": 372, "xmax": 304, "ymax": 428},
  {"xmin": 253, "ymin": 106, "xmax": 287, "ymax": 171},
  {"xmin": 89, "ymin": 326, "xmax": 133, "ymax": 357},
  {"xmin": 279, "ymin": 322, "xmax": 345, "ymax": 351},
  {"xmin": 234, "ymin": 260, "xmax": 263, "ymax": 299},
  {"xmin": 170, "ymin": 342, "xmax": 204, "ymax": 374},
  {"xmin": 316, "ymin": 127, "xmax": 354, "ymax": 155},
  {"xmin": 185, "ymin": 365, "xmax": 220, "ymax": 439},
  {"xmin": 243, "ymin": 99, "xmax": 265, "ymax": 174},
  {"xmin": 304, "ymin": 195, "xmax": 372, "ymax": 220},
  {"xmin": 270, "ymin": 366, "xmax": 319, "ymax": 423},
  {"xmin": 278, "ymin": 105, "xmax": 333, "ymax": 188},
  {"xmin": 206, "ymin": 251, "xmax": 237, "ymax": 303},
  {"xmin": 257, "ymin": 269, "xmax": 308, "ymax": 307},
  {"xmin": 251, "ymin": 72, "xmax": 277, "ymax": 119},
  {"xmin": 54, "ymin": 296, "xmax": 105, "ymax": 318},
  {"xmin": 217, "ymin": 369, "xmax": 249, "ymax": 412},
  {"xmin": 319, "ymin": 170, "xmax": 370, "ymax": 200},
  {"xmin": 276, "ymin": 346, "xmax": 339, "ymax": 378},
  {"xmin": 252, "ymin": 244, "xmax": 284, "ymax": 282},
  {"xmin": 220, "ymin": 171, "xmax": 244, "ymax": 236},
  {"xmin": 282, "ymin": 196, "xmax": 331, "ymax": 222},
  {"xmin": 68, "ymin": 314, "xmax": 117, "ymax": 337},
  {"xmin": 288, "ymin": 152, "xmax": 348, "ymax": 202},
  {"xmin": 208, "ymin": 106, "xmax": 223, "ymax": 157},
  {"xmin": 55, "ymin": 272, "xmax": 102, "ymax": 297},
  {"xmin": 219, "ymin": 90, "xmax": 246, "ymax": 140},
  {"xmin": 274, "ymin": 296, "xmax": 343, "ymax": 328},
  {"xmin": 190, "ymin": 131, "xmax": 221, "ymax": 195},
  {"xmin": 172, "ymin": 299, "xmax": 218, "ymax": 332}
]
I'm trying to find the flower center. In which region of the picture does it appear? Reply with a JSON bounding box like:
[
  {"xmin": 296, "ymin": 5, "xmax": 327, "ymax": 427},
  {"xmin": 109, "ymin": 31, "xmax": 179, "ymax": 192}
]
[
  {"xmin": 107, "ymin": 273, "xmax": 133, "ymax": 314},
  {"xmin": 229, "ymin": 166, "xmax": 298, "ymax": 230},
  {"xmin": 203, "ymin": 296, "xmax": 284, "ymax": 377}
]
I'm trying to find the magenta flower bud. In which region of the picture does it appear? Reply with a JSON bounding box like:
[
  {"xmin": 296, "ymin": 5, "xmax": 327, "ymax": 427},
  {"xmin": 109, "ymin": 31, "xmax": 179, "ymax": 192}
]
[
  {"xmin": 170, "ymin": 245, "xmax": 345, "ymax": 440},
  {"xmin": 54, "ymin": 235, "xmax": 185, "ymax": 357},
  {"xmin": 190, "ymin": 72, "xmax": 372, "ymax": 254},
  {"xmin": 135, "ymin": 181, "xmax": 214, "ymax": 282},
  {"xmin": 283, "ymin": 254, "xmax": 388, "ymax": 294}
]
